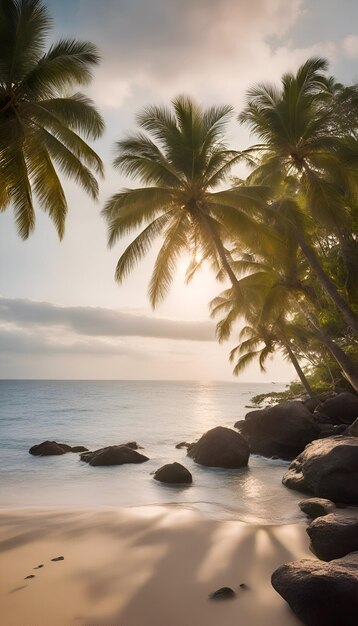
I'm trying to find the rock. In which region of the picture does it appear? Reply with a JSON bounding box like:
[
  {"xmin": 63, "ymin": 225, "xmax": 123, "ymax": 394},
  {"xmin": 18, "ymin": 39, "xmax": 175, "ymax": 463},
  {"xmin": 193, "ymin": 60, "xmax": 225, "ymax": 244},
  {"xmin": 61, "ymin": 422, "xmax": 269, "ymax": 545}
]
[
  {"xmin": 187, "ymin": 426, "xmax": 250, "ymax": 469},
  {"xmin": 122, "ymin": 441, "xmax": 144, "ymax": 449},
  {"xmin": 312, "ymin": 411, "xmax": 340, "ymax": 426},
  {"xmin": 209, "ymin": 587, "xmax": 236, "ymax": 600},
  {"xmin": 307, "ymin": 513, "xmax": 358, "ymax": 561},
  {"xmin": 24, "ymin": 575, "xmax": 35, "ymax": 580},
  {"xmin": 80, "ymin": 445, "xmax": 149, "ymax": 466},
  {"xmin": 175, "ymin": 441, "xmax": 190, "ymax": 449},
  {"xmin": 34, "ymin": 565, "xmax": 44, "ymax": 569},
  {"xmin": 29, "ymin": 441, "xmax": 88, "ymax": 456},
  {"xmin": 51, "ymin": 556, "xmax": 64, "ymax": 561},
  {"xmin": 235, "ymin": 401, "xmax": 320, "ymax": 460},
  {"xmin": 317, "ymin": 392, "xmax": 358, "ymax": 425},
  {"xmin": 282, "ymin": 436, "xmax": 358, "ymax": 504},
  {"xmin": 239, "ymin": 583, "xmax": 250, "ymax": 590},
  {"xmin": 271, "ymin": 551, "xmax": 358, "ymax": 626},
  {"xmin": 153, "ymin": 462, "xmax": 192, "ymax": 484},
  {"xmin": 315, "ymin": 424, "xmax": 347, "ymax": 437},
  {"xmin": 299, "ymin": 498, "xmax": 336, "ymax": 519}
]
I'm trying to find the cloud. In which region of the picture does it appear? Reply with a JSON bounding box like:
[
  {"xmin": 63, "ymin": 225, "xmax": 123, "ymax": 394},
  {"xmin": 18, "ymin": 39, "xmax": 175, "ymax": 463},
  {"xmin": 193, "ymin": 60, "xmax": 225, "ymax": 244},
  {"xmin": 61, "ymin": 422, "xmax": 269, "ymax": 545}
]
[
  {"xmin": 0, "ymin": 297, "xmax": 215, "ymax": 343},
  {"xmin": 80, "ymin": 0, "xmax": 311, "ymax": 108},
  {"xmin": 342, "ymin": 35, "xmax": 358, "ymax": 58}
]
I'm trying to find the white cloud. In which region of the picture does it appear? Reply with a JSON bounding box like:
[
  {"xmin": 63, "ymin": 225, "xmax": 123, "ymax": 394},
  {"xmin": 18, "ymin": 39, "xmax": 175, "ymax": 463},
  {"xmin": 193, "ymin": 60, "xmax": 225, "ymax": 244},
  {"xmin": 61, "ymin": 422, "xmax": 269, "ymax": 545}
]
[
  {"xmin": 342, "ymin": 35, "xmax": 358, "ymax": 59},
  {"xmin": 82, "ymin": 0, "xmax": 311, "ymax": 108}
]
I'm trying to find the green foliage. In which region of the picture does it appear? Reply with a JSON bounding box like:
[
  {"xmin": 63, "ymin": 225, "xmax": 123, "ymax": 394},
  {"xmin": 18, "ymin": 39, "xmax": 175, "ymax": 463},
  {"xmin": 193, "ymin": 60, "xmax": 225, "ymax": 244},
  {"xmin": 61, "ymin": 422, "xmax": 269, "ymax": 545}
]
[
  {"xmin": 103, "ymin": 57, "xmax": 357, "ymax": 391},
  {"xmin": 0, "ymin": 0, "xmax": 104, "ymax": 239}
]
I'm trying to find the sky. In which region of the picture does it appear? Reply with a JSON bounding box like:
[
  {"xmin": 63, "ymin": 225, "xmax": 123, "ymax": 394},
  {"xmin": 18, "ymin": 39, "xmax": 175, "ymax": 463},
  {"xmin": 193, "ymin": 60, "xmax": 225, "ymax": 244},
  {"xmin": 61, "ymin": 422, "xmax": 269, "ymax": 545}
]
[{"xmin": 0, "ymin": 0, "xmax": 357, "ymax": 381}]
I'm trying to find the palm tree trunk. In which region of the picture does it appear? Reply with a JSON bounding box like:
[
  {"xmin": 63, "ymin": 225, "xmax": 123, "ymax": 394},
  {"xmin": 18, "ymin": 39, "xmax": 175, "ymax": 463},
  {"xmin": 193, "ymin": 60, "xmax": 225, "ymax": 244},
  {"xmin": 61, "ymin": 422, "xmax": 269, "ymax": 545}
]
[
  {"xmin": 198, "ymin": 212, "xmax": 240, "ymax": 288},
  {"xmin": 301, "ymin": 307, "xmax": 358, "ymax": 393},
  {"xmin": 337, "ymin": 228, "xmax": 358, "ymax": 301},
  {"xmin": 294, "ymin": 227, "xmax": 358, "ymax": 334},
  {"xmin": 283, "ymin": 341, "xmax": 317, "ymax": 398}
]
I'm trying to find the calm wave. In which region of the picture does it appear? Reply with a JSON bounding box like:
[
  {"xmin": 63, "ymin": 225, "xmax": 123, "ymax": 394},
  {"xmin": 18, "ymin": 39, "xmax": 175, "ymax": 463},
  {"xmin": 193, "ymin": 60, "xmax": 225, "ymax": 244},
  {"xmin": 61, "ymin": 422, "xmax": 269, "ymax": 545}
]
[{"xmin": 0, "ymin": 380, "xmax": 305, "ymax": 524}]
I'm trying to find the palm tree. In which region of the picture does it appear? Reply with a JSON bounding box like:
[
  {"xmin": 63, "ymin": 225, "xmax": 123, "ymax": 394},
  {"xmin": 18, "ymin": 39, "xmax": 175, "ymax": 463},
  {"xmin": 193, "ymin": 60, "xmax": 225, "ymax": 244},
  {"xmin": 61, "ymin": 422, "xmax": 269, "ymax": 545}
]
[
  {"xmin": 239, "ymin": 57, "xmax": 358, "ymax": 333},
  {"xmin": 229, "ymin": 321, "xmax": 316, "ymax": 398},
  {"xmin": 0, "ymin": 0, "xmax": 104, "ymax": 239},
  {"xmin": 103, "ymin": 95, "xmax": 274, "ymax": 307},
  {"xmin": 210, "ymin": 233, "xmax": 358, "ymax": 392}
]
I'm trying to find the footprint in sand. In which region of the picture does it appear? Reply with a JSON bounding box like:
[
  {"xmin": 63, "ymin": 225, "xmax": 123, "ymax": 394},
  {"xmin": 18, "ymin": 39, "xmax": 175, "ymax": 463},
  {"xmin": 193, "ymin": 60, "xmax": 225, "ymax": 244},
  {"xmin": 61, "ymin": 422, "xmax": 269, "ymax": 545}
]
[
  {"xmin": 51, "ymin": 556, "xmax": 64, "ymax": 562},
  {"xmin": 34, "ymin": 564, "xmax": 44, "ymax": 569},
  {"xmin": 24, "ymin": 575, "xmax": 35, "ymax": 580}
]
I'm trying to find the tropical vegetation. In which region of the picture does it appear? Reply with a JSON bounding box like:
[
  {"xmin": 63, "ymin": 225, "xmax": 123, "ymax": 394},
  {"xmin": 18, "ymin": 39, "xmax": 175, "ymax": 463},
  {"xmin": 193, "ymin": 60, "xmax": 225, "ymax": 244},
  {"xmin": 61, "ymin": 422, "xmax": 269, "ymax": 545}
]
[
  {"xmin": 105, "ymin": 58, "xmax": 357, "ymax": 395},
  {"xmin": 0, "ymin": 0, "xmax": 104, "ymax": 239}
]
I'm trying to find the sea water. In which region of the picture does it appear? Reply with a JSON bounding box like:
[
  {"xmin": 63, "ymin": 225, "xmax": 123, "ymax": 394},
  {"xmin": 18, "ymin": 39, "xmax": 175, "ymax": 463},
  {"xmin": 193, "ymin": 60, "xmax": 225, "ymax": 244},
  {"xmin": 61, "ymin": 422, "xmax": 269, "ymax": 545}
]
[{"xmin": 0, "ymin": 380, "xmax": 305, "ymax": 524}]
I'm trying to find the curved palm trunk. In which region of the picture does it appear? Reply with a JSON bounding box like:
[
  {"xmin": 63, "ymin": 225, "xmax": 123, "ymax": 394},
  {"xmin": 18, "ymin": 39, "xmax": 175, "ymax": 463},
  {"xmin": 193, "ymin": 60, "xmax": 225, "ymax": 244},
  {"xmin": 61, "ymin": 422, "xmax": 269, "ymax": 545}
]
[
  {"xmin": 337, "ymin": 228, "xmax": 358, "ymax": 301},
  {"xmin": 301, "ymin": 307, "xmax": 358, "ymax": 393},
  {"xmin": 198, "ymin": 212, "xmax": 240, "ymax": 288},
  {"xmin": 282, "ymin": 341, "xmax": 317, "ymax": 398},
  {"xmin": 294, "ymin": 227, "xmax": 358, "ymax": 334}
]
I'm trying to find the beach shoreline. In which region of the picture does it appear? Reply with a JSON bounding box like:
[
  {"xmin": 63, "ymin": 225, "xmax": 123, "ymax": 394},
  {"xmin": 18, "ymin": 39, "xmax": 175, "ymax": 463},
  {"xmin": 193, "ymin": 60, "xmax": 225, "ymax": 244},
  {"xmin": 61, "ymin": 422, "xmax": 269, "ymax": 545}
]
[{"xmin": 0, "ymin": 505, "xmax": 311, "ymax": 626}]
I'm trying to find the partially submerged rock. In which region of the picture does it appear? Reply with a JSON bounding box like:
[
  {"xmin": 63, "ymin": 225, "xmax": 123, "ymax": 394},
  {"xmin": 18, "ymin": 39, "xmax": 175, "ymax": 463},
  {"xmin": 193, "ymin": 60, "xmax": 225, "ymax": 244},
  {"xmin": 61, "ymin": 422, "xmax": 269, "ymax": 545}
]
[
  {"xmin": 175, "ymin": 441, "xmax": 190, "ymax": 449},
  {"xmin": 282, "ymin": 436, "xmax": 358, "ymax": 504},
  {"xmin": 187, "ymin": 426, "xmax": 249, "ymax": 469},
  {"xmin": 154, "ymin": 462, "xmax": 192, "ymax": 484},
  {"xmin": 299, "ymin": 498, "xmax": 336, "ymax": 520},
  {"xmin": 307, "ymin": 513, "xmax": 358, "ymax": 561},
  {"xmin": 271, "ymin": 552, "xmax": 358, "ymax": 626},
  {"xmin": 235, "ymin": 401, "xmax": 320, "ymax": 460},
  {"xmin": 80, "ymin": 445, "xmax": 149, "ymax": 466},
  {"xmin": 29, "ymin": 441, "xmax": 88, "ymax": 456}
]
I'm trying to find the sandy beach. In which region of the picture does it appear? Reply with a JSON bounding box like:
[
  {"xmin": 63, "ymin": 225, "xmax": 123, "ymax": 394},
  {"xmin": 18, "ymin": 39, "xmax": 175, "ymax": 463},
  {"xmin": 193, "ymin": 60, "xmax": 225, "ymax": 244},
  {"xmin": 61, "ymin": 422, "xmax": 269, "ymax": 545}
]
[{"xmin": 0, "ymin": 506, "xmax": 313, "ymax": 626}]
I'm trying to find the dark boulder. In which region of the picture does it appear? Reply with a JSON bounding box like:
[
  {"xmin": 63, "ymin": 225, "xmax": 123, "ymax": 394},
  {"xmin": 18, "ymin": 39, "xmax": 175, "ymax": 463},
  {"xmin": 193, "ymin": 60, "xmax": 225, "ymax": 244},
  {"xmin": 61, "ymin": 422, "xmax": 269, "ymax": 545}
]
[
  {"xmin": 153, "ymin": 462, "xmax": 192, "ymax": 484},
  {"xmin": 188, "ymin": 426, "xmax": 249, "ymax": 468},
  {"xmin": 29, "ymin": 441, "xmax": 88, "ymax": 456},
  {"xmin": 307, "ymin": 513, "xmax": 358, "ymax": 561},
  {"xmin": 80, "ymin": 445, "xmax": 149, "ymax": 466},
  {"xmin": 282, "ymin": 436, "xmax": 358, "ymax": 504},
  {"xmin": 299, "ymin": 498, "xmax": 336, "ymax": 520},
  {"xmin": 271, "ymin": 552, "xmax": 358, "ymax": 626},
  {"xmin": 175, "ymin": 441, "xmax": 190, "ymax": 449},
  {"xmin": 235, "ymin": 401, "xmax": 320, "ymax": 460},
  {"xmin": 316, "ymin": 392, "xmax": 358, "ymax": 425}
]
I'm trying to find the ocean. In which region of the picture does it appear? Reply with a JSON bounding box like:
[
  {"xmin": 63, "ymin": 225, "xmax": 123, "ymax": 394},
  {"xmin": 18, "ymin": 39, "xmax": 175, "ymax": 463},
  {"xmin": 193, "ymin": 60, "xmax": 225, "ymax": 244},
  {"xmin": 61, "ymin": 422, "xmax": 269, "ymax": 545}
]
[{"xmin": 0, "ymin": 380, "xmax": 305, "ymax": 524}]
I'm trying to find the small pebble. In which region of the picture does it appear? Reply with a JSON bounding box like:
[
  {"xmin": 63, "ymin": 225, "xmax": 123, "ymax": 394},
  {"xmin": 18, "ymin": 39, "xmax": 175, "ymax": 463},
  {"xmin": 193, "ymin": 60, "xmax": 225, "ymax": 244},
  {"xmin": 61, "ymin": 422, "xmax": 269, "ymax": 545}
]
[
  {"xmin": 24, "ymin": 575, "xmax": 35, "ymax": 580},
  {"xmin": 209, "ymin": 586, "xmax": 236, "ymax": 600},
  {"xmin": 51, "ymin": 556, "xmax": 64, "ymax": 562},
  {"xmin": 34, "ymin": 564, "xmax": 44, "ymax": 569},
  {"xmin": 240, "ymin": 583, "xmax": 250, "ymax": 590}
]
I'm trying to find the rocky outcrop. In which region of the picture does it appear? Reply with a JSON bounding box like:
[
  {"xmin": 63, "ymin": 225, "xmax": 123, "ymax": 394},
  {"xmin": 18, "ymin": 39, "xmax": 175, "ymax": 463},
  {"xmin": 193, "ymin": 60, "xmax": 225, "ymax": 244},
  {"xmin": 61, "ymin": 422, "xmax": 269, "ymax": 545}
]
[
  {"xmin": 187, "ymin": 426, "xmax": 250, "ymax": 468},
  {"xmin": 282, "ymin": 436, "xmax": 358, "ymax": 504},
  {"xmin": 235, "ymin": 401, "xmax": 321, "ymax": 460},
  {"xmin": 299, "ymin": 498, "xmax": 336, "ymax": 520},
  {"xmin": 316, "ymin": 392, "xmax": 358, "ymax": 425},
  {"xmin": 307, "ymin": 513, "xmax": 358, "ymax": 561},
  {"xmin": 80, "ymin": 445, "xmax": 149, "ymax": 466},
  {"xmin": 153, "ymin": 462, "xmax": 192, "ymax": 484},
  {"xmin": 29, "ymin": 441, "xmax": 88, "ymax": 456},
  {"xmin": 271, "ymin": 552, "xmax": 358, "ymax": 626}
]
